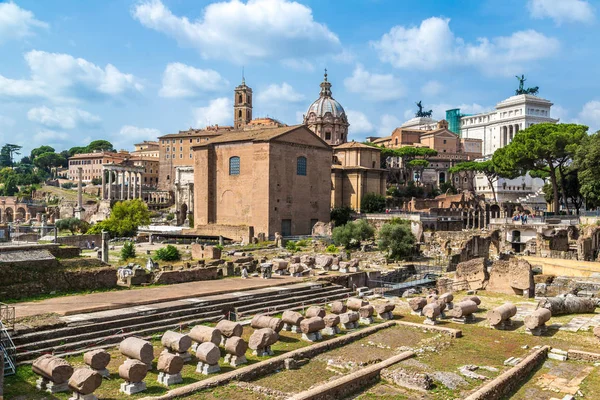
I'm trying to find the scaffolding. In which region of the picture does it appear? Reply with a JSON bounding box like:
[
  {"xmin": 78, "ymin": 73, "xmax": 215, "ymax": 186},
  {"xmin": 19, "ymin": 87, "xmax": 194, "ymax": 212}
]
[{"xmin": 446, "ymin": 108, "xmax": 463, "ymax": 137}]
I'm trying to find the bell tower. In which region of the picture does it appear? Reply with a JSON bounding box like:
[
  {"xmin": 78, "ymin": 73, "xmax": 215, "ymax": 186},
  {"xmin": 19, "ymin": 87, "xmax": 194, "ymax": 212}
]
[{"xmin": 234, "ymin": 74, "xmax": 252, "ymax": 129}]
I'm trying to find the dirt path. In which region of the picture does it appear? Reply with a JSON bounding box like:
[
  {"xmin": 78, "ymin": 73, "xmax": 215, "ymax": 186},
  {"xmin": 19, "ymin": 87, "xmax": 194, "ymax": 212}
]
[{"xmin": 13, "ymin": 275, "xmax": 301, "ymax": 318}]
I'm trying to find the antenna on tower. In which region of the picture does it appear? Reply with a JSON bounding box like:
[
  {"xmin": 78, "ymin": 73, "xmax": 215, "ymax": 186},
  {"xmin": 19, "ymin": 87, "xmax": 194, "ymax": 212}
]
[{"xmin": 242, "ymin": 66, "xmax": 245, "ymax": 85}]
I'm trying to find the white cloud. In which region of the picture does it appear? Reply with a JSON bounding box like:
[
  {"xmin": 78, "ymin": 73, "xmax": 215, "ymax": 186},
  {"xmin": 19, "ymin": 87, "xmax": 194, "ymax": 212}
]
[
  {"xmin": 296, "ymin": 111, "xmax": 305, "ymax": 124},
  {"xmin": 28, "ymin": 106, "xmax": 101, "ymax": 129},
  {"xmin": 372, "ymin": 17, "xmax": 559, "ymax": 75},
  {"xmin": 347, "ymin": 110, "xmax": 373, "ymax": 135},
  {"xmin": 132, "ymin": 0, "xmax": 340, "ymax": 63},
  {"xmin": 159, "ymin": 63, "xmax": 228, "ymax": 98},
  {"xmin": 332, "ymin": 49, "xmax": 356, "ymax": 64},
  {"xmin": 579, "ymin": 101, "xmax": 600, "ymax": 132},
  {"xmin": 378, "ymin": 114, "xmax": 401, "ymax": 136},
  {"xmin": 116, "ymin": 125, "xmax": 161, "ymax": 150},
  {"xmin": 344, "ymin": 64, "xmax": 405, "ymax": 101},
  {"xmin": 257, "ymin": 83, "xmax": 305, "ymax": 104},
  {"xmin": 0, "ymin": 2, "xmax": 48, "ymax": 44},
  {"xmin": 193, "ymin": 97, "xmax": 232, "ymax": 128},
  {"xmin": 0, "ymin": 50, "xmax": 142, "ymax": 102},
  {"xmin": 528, "ymin": 0, "xmax": 594, "ymax": 24},
  {"xmin": 422, "ymin": 80, "xmax": 443, "ymax": 97},
  {"xmin": 551, "ymin": 105, "xmax": 569, "ymax": 122},
  {"xmin": 281, "ymin": 58, "xmax": 315, "ymax": 72},
  {"xmin": 33, "ymin": 129, "xmax": 69, "ymax": 143}
]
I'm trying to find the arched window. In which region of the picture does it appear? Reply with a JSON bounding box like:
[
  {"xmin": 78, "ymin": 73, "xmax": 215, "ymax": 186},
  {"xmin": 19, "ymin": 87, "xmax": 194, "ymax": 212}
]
[
  {"xmin": 229, "ymin": 156, "xmax": 240, "ymax": 175},
  {"xmin": 238, "ymin": 110, "xmax": 242, "ymax": 118},
  {"xmin": 248, "ymin": 95, "xmax": 251, "ymax": 105},
  {"xmin": 238, "ymin": 94, "xmax": 243, "ymax": 104},
  {"xmin": 297, "ymin": 156, "xmax": 307, "ymax": 176},
  {"xmin": 395, "ymin": 138, "xmax": 398, "ymax": 146}
]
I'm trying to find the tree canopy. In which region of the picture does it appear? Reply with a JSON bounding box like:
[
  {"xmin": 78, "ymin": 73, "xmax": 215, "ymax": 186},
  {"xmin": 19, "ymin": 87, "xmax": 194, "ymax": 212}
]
[{"xmin": 87, "ymin": 199, "xmax": 150, "ymax": 237}]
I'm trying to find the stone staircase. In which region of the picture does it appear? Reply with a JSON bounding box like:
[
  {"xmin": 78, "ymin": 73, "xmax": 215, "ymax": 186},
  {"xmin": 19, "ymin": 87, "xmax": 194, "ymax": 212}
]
[
  {"xmin": 1, "ymin": 321, "xmax": 16, "ymax": 376},
  {"xmin": 13, "ymin": 281, "xmax": 351, "ymax": 364}
]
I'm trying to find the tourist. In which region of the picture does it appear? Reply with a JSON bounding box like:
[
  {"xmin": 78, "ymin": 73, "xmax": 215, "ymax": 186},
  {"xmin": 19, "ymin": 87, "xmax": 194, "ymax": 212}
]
[
  {"xmin": 241, "ymin": 266, "xmax": 248, "ymax": 279},
  {"xmin": 86, "ymin": 240, "xmax": 91, "ymax": 249},
  {"xmin": 91, "ymin": 240, "xmax": 95, "ymax": 248}
]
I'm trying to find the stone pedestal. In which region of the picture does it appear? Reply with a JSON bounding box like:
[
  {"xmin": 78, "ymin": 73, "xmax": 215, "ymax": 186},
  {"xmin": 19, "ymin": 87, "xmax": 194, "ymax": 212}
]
[
  {"xmin": 446, "ymin": 302, "xmax": 454, "ymax": 310},
  {"xmin": 321, "ymin": 326, "xmax": 340, "ymax": 336},
  {"xmin": 490, "ymin": 319, "xmax": 513, "ymax": 330},
  {"xmin": 252, "ymin": 346, "xmax": 274, "ymax": 357},
  {"xmin": 120, "ymin": 381, "xmax": 147, "ymax": 395},
  {"xmin": 224, "ymin": 354, "xmax": 247, "ymax": 367},
  {"xmin": 525, "ymin": 324, "xmax": 547, "ymax": 336},
  {"xmin": 377, "ymin": 311, "xmax": 394, "ymax": 320},
  {"xmin": 93, "ymin": 368, "xmax": 110, "ymax": 378},
  {"xmin": 341, "ymin": 321, "xmax": 358, "ymax": 330},
  {"xmin": 36, "ymin": 378, "xmax": 69, "ymax": 393},
  {"xmin": 196, "ymin": 362, "xmax": 220, "ymax": 375},
  {"xmin": 423, "ymin": 317, "xmax": 438, "ymax": 325},
  {"xmin": 359, "ymin": 317, "xmax": 374, "ymax": 325},
  {"xmin": 411, "ymin": 310, "xmax": 423, "ymax": 316},
  {"xmin": 68, "ymin": 393, "xmax": 98, "ymax": 400},
  {"xmin": 301, "ymin": 332, "xmax": 323, "ymax": 342},
  {"xmin": 339, "ymin": 268, "xmax": 348, "ymax": 273},
  {"xmin": 157, "ymin": 372, "xmax": 182, "ymax": 386},
  {"xmin": 450, "ymin": 314, "xmax": 476, "ymax": 324},
  {"xmin": 282, "ymin": 323, "xmax": 301, "ymax": 333}
]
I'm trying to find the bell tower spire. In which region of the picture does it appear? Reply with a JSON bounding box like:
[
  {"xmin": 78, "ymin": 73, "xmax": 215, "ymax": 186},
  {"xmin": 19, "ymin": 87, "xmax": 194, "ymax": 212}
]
[{"xmin": 234, "ymin": 74, "xmax": 252, "ymax": 129}]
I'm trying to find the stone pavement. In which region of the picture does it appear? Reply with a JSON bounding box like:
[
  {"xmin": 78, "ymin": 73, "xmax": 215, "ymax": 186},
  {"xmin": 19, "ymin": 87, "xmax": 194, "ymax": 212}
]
[{"xmin": 13, "ymin": 276, "xmax": 301, "ymax": 318}]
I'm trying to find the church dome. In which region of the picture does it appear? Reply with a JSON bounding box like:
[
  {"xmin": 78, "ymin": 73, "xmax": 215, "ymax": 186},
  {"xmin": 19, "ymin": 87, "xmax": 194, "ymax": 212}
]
[{"xmin": 303, "ymin": 70, "xmax": 349, "ymax": 146}]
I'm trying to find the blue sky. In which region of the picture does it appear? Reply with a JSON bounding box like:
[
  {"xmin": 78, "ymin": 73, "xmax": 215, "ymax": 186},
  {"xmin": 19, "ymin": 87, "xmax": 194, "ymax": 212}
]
[{"xmin": 1, "ymin": 0, "xmax": 599, "ymax": 156}]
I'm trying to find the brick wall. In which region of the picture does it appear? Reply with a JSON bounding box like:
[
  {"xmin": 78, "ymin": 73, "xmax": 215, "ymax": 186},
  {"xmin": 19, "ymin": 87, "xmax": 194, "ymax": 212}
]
[{"xmin": 55, "ymin": 234, "xmax": 102, "ymax": 249}]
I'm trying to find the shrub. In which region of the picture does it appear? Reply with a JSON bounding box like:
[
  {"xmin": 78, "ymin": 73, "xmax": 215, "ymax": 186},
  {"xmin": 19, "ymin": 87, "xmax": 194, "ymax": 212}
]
[
  {"xmin": 61, "ymin": 182, "xmax": 75, "ymax": 189},
  {"xmin": 326, "ymin": 244, "xmax": 338, "ymax": 253},
  {"xmin": 121, "ymin": 241, "xmax": 136, "ymax": 260},
  {"xmin": 166, "ymin": 213, "xmax": 175, "ymax": 221},
  {"xmin": 285, "ymin": 241, "xmax": 298, "ymax": 252},
  {"xmin": 91, "ymin": 177, "xmax": 102, "ymax": 185},
  {"xmin": 154, "ymin": 245, "xmax": 181, "ymax": 261},
  {"xmin": 330, "ymin": 206, "xmax": 353, "ymax": 227},
  {"xmin": 361, "ymin": 192, "xmax": 386, "ymax": 213},
  {"xmin": 56, "ymin": 217, "xmax": 90, "ymax": 235},
  {"xmin": 332, "ymin": 219, "xmax": 375, "ymax": 249},
  {"xmin": 378, "ymin": 222, "xmax": 416, "ymax": 260},
  {"xmin": 86, "ymin": 199, "xmax": 150, "ymax": 237},
  {"xmin": 296, "ymin": 239, "xmax": 310, "ymax": 247}
]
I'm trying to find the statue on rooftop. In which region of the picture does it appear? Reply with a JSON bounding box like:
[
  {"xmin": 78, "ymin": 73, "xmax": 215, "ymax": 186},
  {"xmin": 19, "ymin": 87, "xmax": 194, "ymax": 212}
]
[
  {"xmin": 415, "ymin": 101, "xmax": 433, "ymax": 118},
  {"xmin": 515, "ymin": 74, "xmax": 539, "ymax": 96}
]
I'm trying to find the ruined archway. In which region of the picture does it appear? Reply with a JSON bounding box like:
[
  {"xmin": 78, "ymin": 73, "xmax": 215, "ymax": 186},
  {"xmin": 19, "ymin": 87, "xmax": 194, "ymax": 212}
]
[
  {"xmin": 179, "ymin": 203, "xmax": 188, "ymax": 226},
  {"xmin": 16, "ymin": 207, "xmax": 26, "ymax": 222},
  {"xmin": 490, "ymin": 204, "xmax": 500, "ymax": 219},
  {"xmin": 5, "ymin": 208, "xmax": 14, "ymax": 223}
]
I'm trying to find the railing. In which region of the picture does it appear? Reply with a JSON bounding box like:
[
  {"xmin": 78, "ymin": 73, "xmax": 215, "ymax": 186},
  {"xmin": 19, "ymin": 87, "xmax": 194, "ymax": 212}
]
[
  {"xmin": 1, "ymin": 320, "xmax": 16, "ymax": 376},
  {"xmin": 0, "ymin": 303, "xmax": 14, "ymax": 331}
]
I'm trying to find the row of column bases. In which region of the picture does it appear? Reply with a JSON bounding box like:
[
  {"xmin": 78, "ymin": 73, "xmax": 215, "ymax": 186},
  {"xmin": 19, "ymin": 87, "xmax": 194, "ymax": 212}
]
[
  {"xmin": 464, "ymin": 210, "xmax": 486, "ymax": 229},
  {"xmin": 101, "ymin": 170, "xmax": 143, "ymax": 201}
]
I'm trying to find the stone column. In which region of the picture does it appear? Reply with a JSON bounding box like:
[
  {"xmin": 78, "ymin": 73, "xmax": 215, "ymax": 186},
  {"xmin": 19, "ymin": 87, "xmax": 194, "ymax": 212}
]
[
  {"xmin": 126, "ymin": 171, "xmax": 131, "ymax": 200},
  {"xmin": 138, "ymin": 173, "xmax": 143, "ymax": 199},
  {"xmin": 107, "ymin": 170, "xmax": 113, "ymax": 200},
  {"xmin": 132, "ymin": 171, "xmax": 137, "ymax": 199},
  {"xmin": 77, "ymin": 167, "xmax": 83, "ymax": 210},
  {"xmin": 101, "ymin": 230, "xmax": 109, "ymax": 263},
  {"xmin": 101, "ymin": 168, "xmax": 106, "ymax": 200},
  {"xmin": 120, "ymin": 171, "xmax": 125, "ymax": 200}
]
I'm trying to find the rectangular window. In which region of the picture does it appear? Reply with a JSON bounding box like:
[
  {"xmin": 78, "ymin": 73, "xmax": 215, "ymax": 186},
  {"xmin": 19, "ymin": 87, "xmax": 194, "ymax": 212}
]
[
  {"xmin": 281, "ymin": 219, "xmax": 292, "ymax": 236},
  {"xmin": 179, "ymin": 139, "xmax": 183, "ymax": 144},
  {"xmin": 180, "ymin": 154, "xmax": 183, "ymax": 158},
  {"xmin": 229, "ymin": 156, "xmax": 240, "ymax": 175},
  {"xmin": 297, "ymin": 156, "xmax": 307, "ymax": 176},
  {"xmin": 189, "ymin": 153, "xmax": 193, "ymax": 159}
]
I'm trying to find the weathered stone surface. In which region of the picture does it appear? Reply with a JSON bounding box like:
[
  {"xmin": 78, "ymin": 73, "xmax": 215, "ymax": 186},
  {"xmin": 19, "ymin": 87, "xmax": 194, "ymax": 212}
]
[
  {"xmin": 487, "ymin": 258, "xmax": 534, "ymax": 297},
  {"xmin": 426, "ymin": 294, "xmax": 438, "ymax": 304},
  {"xmin": 487, "ymin": 303, "xmax": 517, "ymax": 326},
  {"xmin": 161, "ymin": 331, "xmax": 192, "ymax": 353},
  {"xmin": 358, "ymin": 305, "xmax": 374, "ymax": 318},
  {"xmin": 224, "ymin": 336, "xmax": 248, "ymax": 357},
  {"xmin": 215, "ymin": 320, "xmax": 243, "ymax": 338},
  {"xmin": 374, "ymin": 303, "xmax": 395, "ymax": 315},
  {"xmin": 422, "ymin": 303, "xmax": 441, "ymax": 319},
  {"xmin": 382, "ymin": 367, "xmax": 433, "ymax": 390},
  {"xmin": 315, "ymin": 255, "xmax": 333, "ymax": 269},
  {"xmin": 118, "ymin": 359, "xmax": 148, "ymax": 383},
  {"xmin": 524, "ymin": 308, "xmax": 552, "ymax": 329},
  {"xmin": 323, "ymin": 314, "xmax": 340, "ymax": 328},
  {"xmin": 195, "ymin": 342, "xmax": 221, "ymax": 365},
  {"xmin": 447, "ymin": 300, "xmax": 478, "ymax": 318},
  {"xmin": 339, "ymin": 311, "xmax": 359, "ymax": 324},
  {"xmin": 282, "ymin": 310, "xmax": 304, "ymax": 326},
  {"xmin": 300, "ymin": 317, "xmax": 325, "ymax": 333},
  {"xmin": 435, "ymin": 300, "xmax": 446, "ymax": 313},
  {"xmin": 119, "ymin": 337, "xmax": 155, "ymax": 364},
  {"xmin": 593, "ymin": 326, "xmax": 600, "ymax": 339},
  {"xmin": 32, "ymin": 354, "xmax": 74, "ymax": 383},
  {"xmin": 83, "ymin": 349, "xmax": 110, "ymax": 370},
  {"xmin": 249, "ymin": 328, "xmax": 279, "ymax": 350},
  {"xmin": 461, "ymin": 295, "xmax": 481, "ymax": 305},
  {"xmin": 305, "ymin": 306, "xmax": 326, "ymax": 318},
  {"xmin": 408, "ymin": 297, "xmax": 426, "ymax": 311},
  {"xmin": 439, "ymin": 293, "xmax": 454, "ymax": 303},
  {"xmin": 68, "ymin": 368, "xmax": 102, "ymax": 395},
  {"xmin": 455, "ymin": 258, "xmax": 488, "ymax": 290},
  {"xmin": 189, "ymin": 325, "xmax": 222, "ymax": 346},
  {"xmin": 331, "ymin": 301, "xmax": 347, "ymax": 314},
  {"xmin": 271, "ymin": 259, "xmax": 289, "ymax": 270},
  {"xmin": 538, "ymin": 296, "xmax": 596, "ymax": 315},
  {"xmin": 347, "ymin": 297, "xmax": 368, "ymax": 311},
  {"xmin": 157, "ymin": 353, "xmax": 184, "ymax": 375},
  {"xmin": 300, "ymin": 255, "xmax": 315, "ymax": 266},
  {"xmin": 288, "ymin": 263, "xmax": 305, "ymax": 274},
  {"xmin": 251, "ymin": 315, "xmax": 284, "ymax": 332}
]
